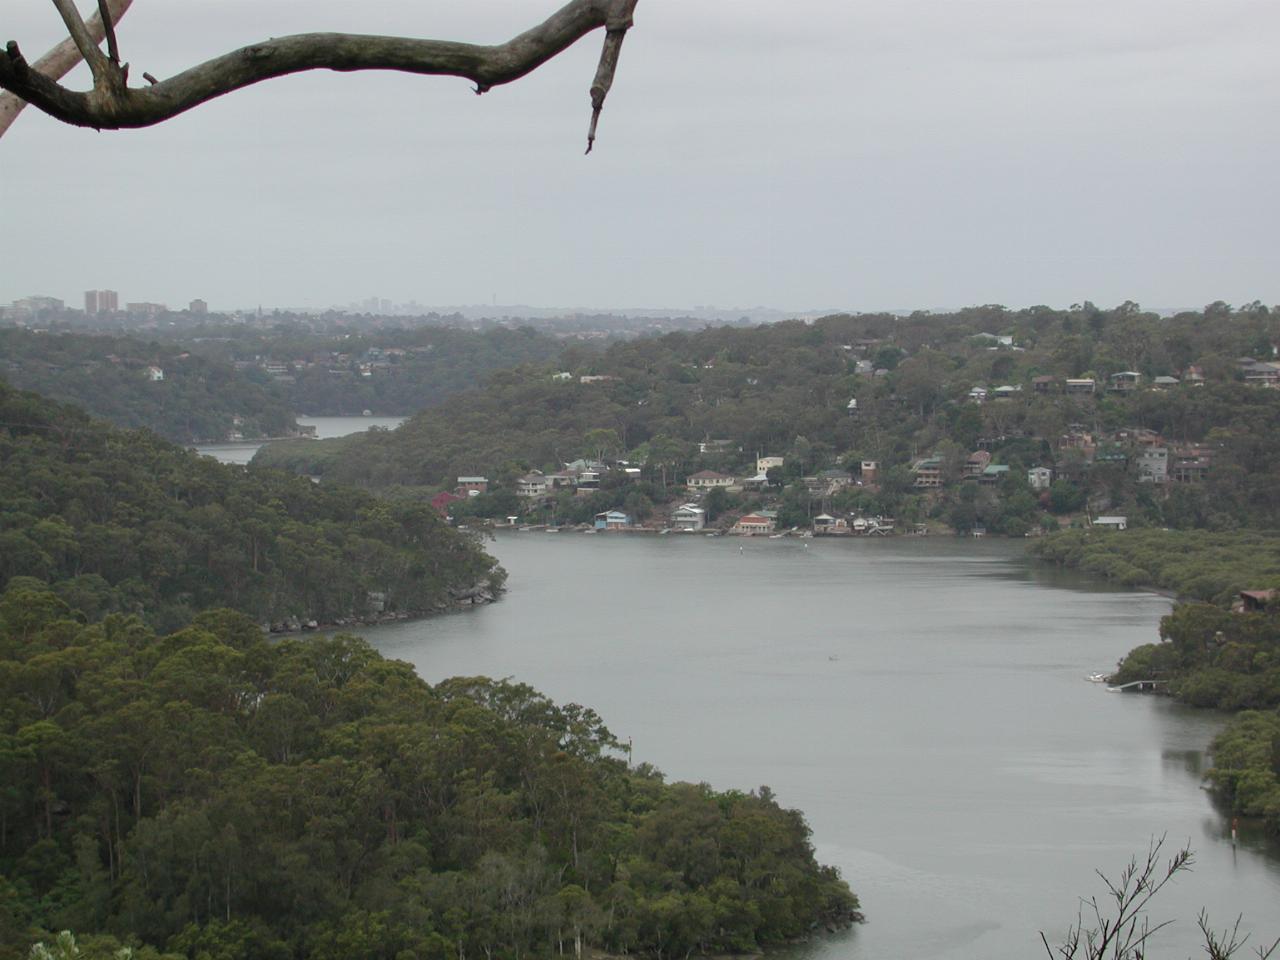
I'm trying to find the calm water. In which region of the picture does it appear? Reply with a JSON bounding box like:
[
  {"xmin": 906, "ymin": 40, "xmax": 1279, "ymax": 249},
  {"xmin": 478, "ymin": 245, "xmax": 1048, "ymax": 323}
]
[
  {"xmin": 352, "ymin": 534, "xmax": 1280, "ymax": 960},
  {"xmin": 195, "ymin": 415, "xmax": 407, "ymax": 464}
]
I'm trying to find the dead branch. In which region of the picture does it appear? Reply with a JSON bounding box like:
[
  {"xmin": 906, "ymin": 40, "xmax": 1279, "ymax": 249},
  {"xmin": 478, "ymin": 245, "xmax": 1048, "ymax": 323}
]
[
  {"xmin": 0, "ymin": 0, "xmax": 639, "ymax": 151},
  {"xmin": 0, "ymin": 0, "xmax": 133, "ymax": 138},
  {"xmin": 1040, "ymin": 836, "xmax": 1193, "ymax": 959}
]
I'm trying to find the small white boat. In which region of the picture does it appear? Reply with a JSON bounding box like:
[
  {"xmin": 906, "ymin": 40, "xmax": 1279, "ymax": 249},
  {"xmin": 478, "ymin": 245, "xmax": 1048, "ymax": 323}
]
[{"xmin": 1087, "ymin": 673, "xmax": 1110, "ymax": 683}]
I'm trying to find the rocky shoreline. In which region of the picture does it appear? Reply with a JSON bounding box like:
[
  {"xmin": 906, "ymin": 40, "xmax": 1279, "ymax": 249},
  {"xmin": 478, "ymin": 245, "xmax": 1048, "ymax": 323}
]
[{"xmin": 265, "ymin": 578, "xmax": 501, "ymax": 634}]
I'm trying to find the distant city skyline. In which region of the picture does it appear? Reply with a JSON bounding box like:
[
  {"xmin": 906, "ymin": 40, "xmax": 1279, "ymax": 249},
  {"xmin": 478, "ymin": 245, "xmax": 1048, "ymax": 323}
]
[{"xmin": 4, "ymin": 285, "xmax": 1225, "ymax": 323}]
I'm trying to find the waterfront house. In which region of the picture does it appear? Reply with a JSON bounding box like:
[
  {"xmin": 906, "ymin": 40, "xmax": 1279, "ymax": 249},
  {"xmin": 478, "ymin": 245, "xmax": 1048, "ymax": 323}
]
[
  {"xmin": 594, "ymin": 510, "xmax": 632, "ymax": 531},
  {"xmin": 813, "ymin": 514, "xmax": 849, "ymax": 535},
  {"xmin": 457, "ymin": 476, "xmax": 489, "ymax": 495},
  {"xmin": 732, "ymin": 512, "xmax": 777, "ymax": 535},
  {"xmin": 672, "ymin": 504, "xmax": 706, "ymax": 531}
]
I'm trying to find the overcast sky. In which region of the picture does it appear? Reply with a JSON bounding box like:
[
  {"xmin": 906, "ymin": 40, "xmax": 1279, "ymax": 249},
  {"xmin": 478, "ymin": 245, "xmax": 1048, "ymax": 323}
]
[{"xmin": 2, "ymin": 0, "xmax": 1278, "ymax": 314}]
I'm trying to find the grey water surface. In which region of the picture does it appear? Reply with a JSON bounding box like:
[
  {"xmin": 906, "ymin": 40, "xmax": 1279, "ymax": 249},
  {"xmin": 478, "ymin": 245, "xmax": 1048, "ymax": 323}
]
[
  {"xmin": 195, "ymin": 415, "xmax": 407, "ymax": 465},
  {"xmin": 355, "ymin": 533, "xmax": 1280, "ymax": 959}
]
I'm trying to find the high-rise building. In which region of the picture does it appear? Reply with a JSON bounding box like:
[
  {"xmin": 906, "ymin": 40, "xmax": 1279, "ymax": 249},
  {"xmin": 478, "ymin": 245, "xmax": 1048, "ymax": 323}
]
[
  {"xmin": 189, "ymin": 299, "xmax": 208, "ymax": 314},
  {"xmin": 84, "ymin": 289, "xmax": 118, "ymax": 314}
]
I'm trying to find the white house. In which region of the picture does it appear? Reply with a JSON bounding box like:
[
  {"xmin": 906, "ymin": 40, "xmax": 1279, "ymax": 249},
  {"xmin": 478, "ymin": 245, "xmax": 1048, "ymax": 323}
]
[
  {"xmin": 1093, "ymin": 516, "xmax": 1128, "ymax": 531},
  {"xmin": 756, "ymin": 456, "xmax": 784, "ymax": 474},
  {"xmin": 687, "ymin": 470, "xmax": 735, "ymax": 490},
  {"xmin": 516, "ymin": 472, "xmax": 548, "ymax": 498},
  {"xmin": 146, "ymin": 365, "xmax": 165, "ymax": 381},
  {"xmin": 672, "ymin": 504, "xmax": 706, "ymax": 531},
  {"xmin": 1027, "ymin": 466, "xmax": 1053, "ymax": 491}
]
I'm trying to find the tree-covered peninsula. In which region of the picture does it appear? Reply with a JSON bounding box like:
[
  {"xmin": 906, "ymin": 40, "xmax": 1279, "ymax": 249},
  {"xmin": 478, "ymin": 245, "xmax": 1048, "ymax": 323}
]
[
  {"xmin": 0, "ymin": 589, "xmax": 860, "ymax": 959},
  {"xmin": 0, "ymin": 380, "xmax": 501, "ymax": 632}
]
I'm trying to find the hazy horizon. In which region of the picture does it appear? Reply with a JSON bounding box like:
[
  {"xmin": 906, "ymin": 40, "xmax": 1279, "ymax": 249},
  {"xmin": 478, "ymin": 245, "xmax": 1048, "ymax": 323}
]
[{"xmin": 4, "ymin": 1, "xmax": 1278, "ymax": 310}]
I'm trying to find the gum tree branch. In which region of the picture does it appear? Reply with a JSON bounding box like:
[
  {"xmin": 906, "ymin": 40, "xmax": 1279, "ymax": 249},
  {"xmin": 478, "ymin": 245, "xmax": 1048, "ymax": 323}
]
[
  {"xmin": 0, "ymin": 0, "xmax": 132, "ymax": 138},
  {"xmin": 49, "ymin": 0, "xmax": 110, "ymax": 78},
  {"xmin": 0, "ymin": 0, "xmax": 640, "ymax": 151}
]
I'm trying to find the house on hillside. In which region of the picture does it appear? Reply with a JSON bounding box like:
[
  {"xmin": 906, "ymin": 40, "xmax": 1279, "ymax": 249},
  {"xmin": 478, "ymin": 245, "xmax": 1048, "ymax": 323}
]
[
  {"xmin": 516, "ymin": 472, "xmax": 548, "ymax": 498},
  {"xmin": 1064, "ymin": 378, "xmax": 1096, "ymax": 395},
  {"xmin": 1152, "ymin": 375, "xmax": 1180, "ymax": 390},
  {"xmin": 1027, "ymin": 466, "xmax": 1053, "ymax": 490},
  {"xmin": 980, "ymin": 464, "xmax": 1010, "ymax": 486},
  {"xmin": 1108, "ymin": 371, "xmax": 1141, "ymax": 393},
  {"xmin": 1242, "ymin": 360, "xmax": 1280, "ymax": 387},
  {"xmin": 1135, "ymin": 448, "xmax": 1168, "ymax": 484},
  {"xmin": 688, "ymin": 470, "xmax": 735, "ymax": 490},
  {"xmin": 457, "ymin": 476, "xmax": 489, "ymax": 495},
  {"xmin": 912, "ymin": 457, "xmax": 944, "ymax": 489},
  {"xmin": 1169, "ymin": 447, "xmax": 1213, "ymax": 485},
  {"xmin": 756, "ymin": 456, "xmax": 785, "ymax": 474},
  {"xmin": 146, "ymin": 365, "xmax": 165, "ymax": 381},
  {"xmin": 965, "ymin": 450, "xmax": 992, "ymax": 479},
  {"xmin": 1032, "ymin": 375, "xmax": 1057, "ymax": 394},
  {"xmin": 594, "ymin": 510, "xmax": 632, "ymax": 531},
  {"xmin": 1236, "ymin": 590, "xmax": 1277, "ymax": 613}
]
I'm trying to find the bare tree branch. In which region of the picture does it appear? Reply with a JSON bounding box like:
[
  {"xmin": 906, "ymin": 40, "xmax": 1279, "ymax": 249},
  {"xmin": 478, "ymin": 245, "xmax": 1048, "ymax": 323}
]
[
  {"xmin": 0, "ymin": 0, "xmax": 132, "ymax": 138},
  {"xmin": 0, "ymin": 0, "xmax": 640, "ymax": 151},
  {"xmin": 49, "ymin": 0, "xmax": 110, "ymax": 78},
  {"xmin": 95, "ymin": 0, "xmax": 120, "ymax": 64}
]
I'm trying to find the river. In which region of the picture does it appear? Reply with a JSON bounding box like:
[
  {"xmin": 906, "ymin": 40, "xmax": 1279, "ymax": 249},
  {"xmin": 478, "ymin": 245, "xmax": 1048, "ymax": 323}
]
[
  {"xmin": 349, "ymin": 533, "xmax": 1280, "ymax": 960},
  {"xmin": 194, "ymin": 414, "xmax": 408, "ymax": 464}
]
